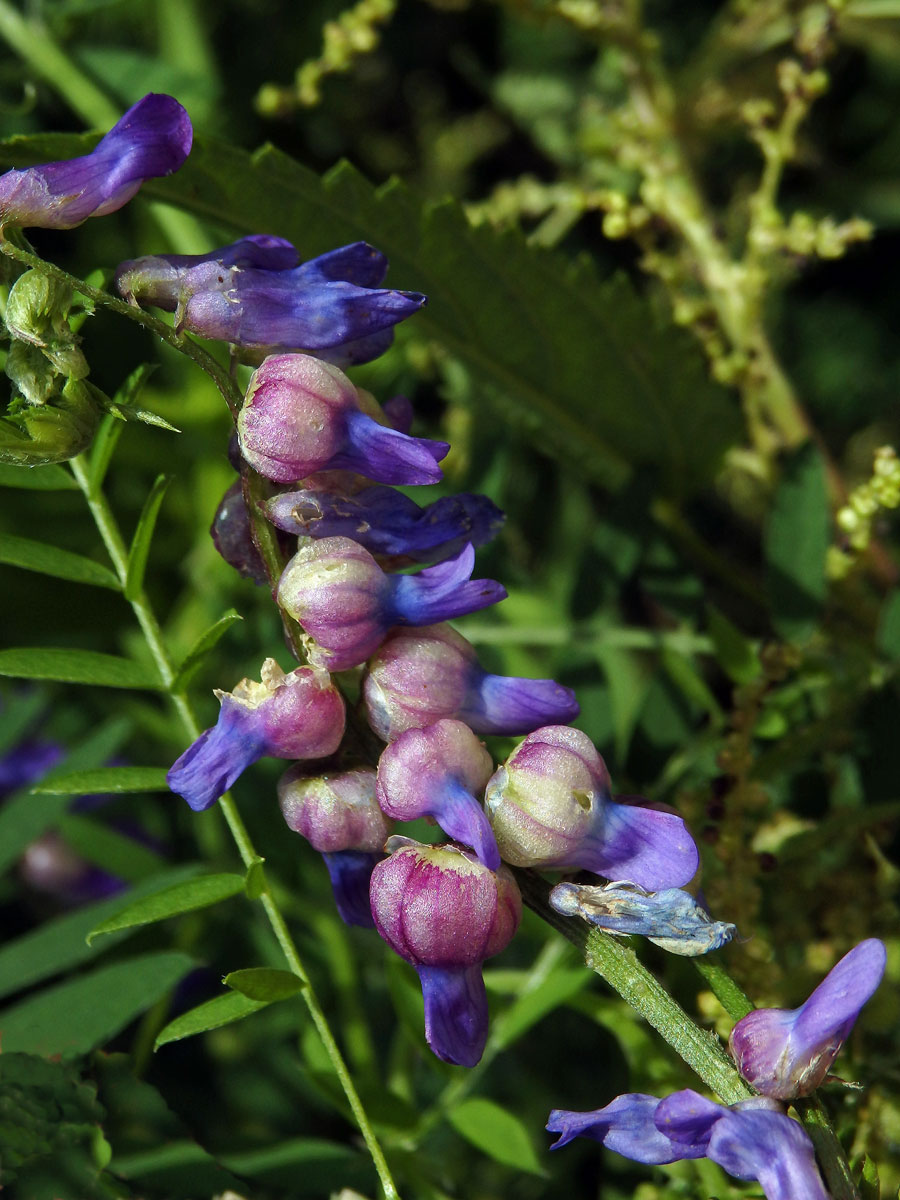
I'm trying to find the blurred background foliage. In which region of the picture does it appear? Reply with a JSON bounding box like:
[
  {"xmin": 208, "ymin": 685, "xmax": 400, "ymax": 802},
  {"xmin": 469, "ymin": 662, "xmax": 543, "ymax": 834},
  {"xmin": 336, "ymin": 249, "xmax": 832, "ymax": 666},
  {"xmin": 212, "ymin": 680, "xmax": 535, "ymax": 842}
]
[{"xmin": 1, "ymin": 0, "xmax": 899, "ymax": 1197}]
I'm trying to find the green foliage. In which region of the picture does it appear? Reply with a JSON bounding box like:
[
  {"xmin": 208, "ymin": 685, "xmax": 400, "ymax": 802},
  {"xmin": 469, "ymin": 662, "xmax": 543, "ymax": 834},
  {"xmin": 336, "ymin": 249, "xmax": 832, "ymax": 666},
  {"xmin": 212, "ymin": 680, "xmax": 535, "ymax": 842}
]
[
  {"xmin": 154, "ymin": 990, "xmax": 269, "ymax": 1049},
  {"xmin": 0, "ymin": 647, "xmax": 162, "ymax": 689},
  {"xmin": 87, "ymin": 872, "xmax": 248, "ymax": 942},
  {"xmin": 447, "ymin": 1097, "xmax": 546, "ymax": 1176},
  {"xmin": 765, "ymin": 444, "xmax": 830, "ymax": 641}
]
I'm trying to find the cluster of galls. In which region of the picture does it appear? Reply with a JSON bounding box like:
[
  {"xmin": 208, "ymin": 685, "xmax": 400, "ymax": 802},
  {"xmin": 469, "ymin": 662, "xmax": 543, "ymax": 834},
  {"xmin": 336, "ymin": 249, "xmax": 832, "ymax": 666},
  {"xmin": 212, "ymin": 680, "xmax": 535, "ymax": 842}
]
[{"xmin": 135, "ymin": 227, "xmax": 714, "ymax": 1067}]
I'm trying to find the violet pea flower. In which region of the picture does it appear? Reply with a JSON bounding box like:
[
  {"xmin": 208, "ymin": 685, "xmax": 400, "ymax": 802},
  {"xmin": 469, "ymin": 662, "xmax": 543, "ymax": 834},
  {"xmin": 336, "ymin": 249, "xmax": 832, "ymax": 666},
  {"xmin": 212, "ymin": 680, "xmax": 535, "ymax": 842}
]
[
  {"xmin": 237, "ymin": 353, "xmax": 448, "ymax": 485},
  {"xmin": 167, "ymin": 658, "xmax": 345, "ymax": 812},
  {"xmin": 370, "ymin": 837, "xmax": 521, "ymax": 1067},
  {"xmin": 277, "ymin": 539, "xmax": 506, "ymax": 672},
  {"xmin": 376, "ymin": 719, "xmax": 500, "ymax": 869},
  {"xmin": 484, "ymin": 726, "xmax": 698, "ymax": 891},
  {"xmin": 547, "ymin": 1089, "xmax": 830, "ymax": 1200},
  {"xmin": 0, "ymin": 94, "xmax": 192, "ymax": 230},
  {"xmin": 118, "ymin": 239, "xmax": 425, "ymax": 366},
  {"xmin": 266, "ymin": 484, "xmax": 505, "ymax": 565},
  {"xmin": 729, "ymin": 938, "xmax": 886, "ymax": 1099},
  {"xmin": 362, "ymin": 623, "xmax": 579, "ymax": 741},
  {"xmin": 279, "ymin": 766, "xmax": 392, "ymax": 927}
]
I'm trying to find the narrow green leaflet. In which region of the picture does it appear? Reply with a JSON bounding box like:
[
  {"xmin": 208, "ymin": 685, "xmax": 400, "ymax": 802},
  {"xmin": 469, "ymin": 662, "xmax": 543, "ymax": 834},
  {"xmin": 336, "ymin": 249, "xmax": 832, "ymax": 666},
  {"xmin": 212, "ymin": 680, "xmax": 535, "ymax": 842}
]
[
  {"xmin": 224, "ymin": 967, "xmax": 305, "ymax": 1002},
  {"xmin": 0, "ymin": 462, "xmax": 78, "ymax": 490},
  {"xmin": 87, "ymin": 412, "xmax": 125, "ymax": 495},
  {"xmin": 0, "ymin": 688, "xmax": 45, "ymax": 758},
  {"xmin": 155, "ymin": 990, "xmax": 268, "ymax": 1049},
  {"xmin": 0, "ymin": 647, "xmax": 162, "ymax": 689},
  {"xmin": 124, "ymin": 474, "xmax": 170, "ymax": 601},
  {"xmin": 488, "ymin": 968, "xmax": 591, "ymax": 1050},
  {"xmin": 0, "ymin": 532, "xmax": 120, "ymax": 589},
  {"xmin": 31, "ymin": 765, "xmax": 170, "ymax": 795},
  {"xmin": 57, "ymin": 813, "xmax": 165, "ymax": 883},
  {"xmin": 877, "ymin": 590, "xmax": 900, "ymax": 660},
  {"xmin": 447, "ymin": 1097, "xmax": 546, "ymax": 1176},
  {"xmin": 765, "ymin": 443, "xmax": 829, "ymax": 642},
  {"xmin": 0, "ymin": 951, "xmax": 195, "ymax": 1056},
  {"xmin": 0, "ymin": 865, "xmax": 202, "ymax": 1003},
  {"xmin": 86, "ymin": 872, "xmax": 247, "ymax": 943},
  {"xmin": 171, "ymin": 609, "xmax": 243, "ymax": 692}
]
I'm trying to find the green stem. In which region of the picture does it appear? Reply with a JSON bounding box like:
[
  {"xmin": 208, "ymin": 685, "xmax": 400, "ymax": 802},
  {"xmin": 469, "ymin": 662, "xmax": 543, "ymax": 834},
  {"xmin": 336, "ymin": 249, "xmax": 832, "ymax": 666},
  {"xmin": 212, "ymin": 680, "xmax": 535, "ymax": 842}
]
[
  {"xmin": 0, "ymin": 239, "xmax": 241, "ymax": 418},
  {"xmin": 796, "ymin": 1096, "xmax": 861, "ymax": 1200},
  {"xmin": 68, "ymin": 455, "xmax": 401, "ymax": 1200}
]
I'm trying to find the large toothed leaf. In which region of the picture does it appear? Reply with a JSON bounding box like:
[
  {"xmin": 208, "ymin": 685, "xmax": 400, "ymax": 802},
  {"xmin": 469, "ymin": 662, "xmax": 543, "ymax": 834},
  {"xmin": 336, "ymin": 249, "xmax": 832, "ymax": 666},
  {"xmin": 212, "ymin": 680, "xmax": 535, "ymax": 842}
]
[
  {"xmin": 0, "ymin": 133, "xmax": 741, "ymax": 496},
  {"xmin": 0, "ymin": 951, "xmax": 195, "ymax": 1056},
  {"xmin": 0, "ymin": 532, "xmax": 120, "ymax": 589},
  {"xmin": 0, "ymin": 647, "xmax": 162, "ymax": 689}
]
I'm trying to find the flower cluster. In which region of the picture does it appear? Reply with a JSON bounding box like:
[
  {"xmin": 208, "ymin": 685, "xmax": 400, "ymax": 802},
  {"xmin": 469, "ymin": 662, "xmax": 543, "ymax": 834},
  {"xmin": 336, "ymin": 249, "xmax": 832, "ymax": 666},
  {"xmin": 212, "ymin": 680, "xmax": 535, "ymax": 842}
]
[{"xmin": 129, "ymin": 219, "xmax": 712, "ymax": 1065}]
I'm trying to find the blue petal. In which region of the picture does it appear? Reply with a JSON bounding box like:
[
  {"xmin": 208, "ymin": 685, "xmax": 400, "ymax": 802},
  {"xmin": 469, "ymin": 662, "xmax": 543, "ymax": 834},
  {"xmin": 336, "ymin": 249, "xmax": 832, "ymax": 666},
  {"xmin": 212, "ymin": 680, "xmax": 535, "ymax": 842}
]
[
  {"xmin": 433, "ymin": 779, "xmax": 501, "ymax": 870},
  {"xmin": 575, "ymin": 796, "xmax": 699, "ymax": 890},
  {"xmin": 547, "ymin": 1093, "xmax": 699, "ymax": 1163},
  {"xmin": 416, "ymin": 963, "xmax": 489, "ymax": 1067},
  {"xmin": 706, "ymin": 1104, "xmax": 830, "ymax": 1200},
  {"xmin": 389, "ymin": 543, "xmax": 506, "ymax": 626},
  {"xmin": 296, "ymin": 242, "xmax": 388, "ymax": 288},
  {"xmin": 167, "ymin": 700, "xmax": 265, "ymax": 811},
  {"xmin": 321, "ymin": 850, "xmax": 382, "ymax": 927},
  {"xmin": 335, "ymin": 409, "xmax": 448, "ymax": 485},
  {"xmin": 464, "ymin": 673, "xmax": 580, "ymax": 735}
]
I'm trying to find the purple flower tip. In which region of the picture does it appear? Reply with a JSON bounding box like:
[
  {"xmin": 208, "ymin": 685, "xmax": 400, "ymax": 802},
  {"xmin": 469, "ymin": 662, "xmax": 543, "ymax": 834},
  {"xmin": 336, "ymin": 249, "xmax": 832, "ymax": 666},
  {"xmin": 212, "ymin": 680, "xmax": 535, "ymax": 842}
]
[
  {"xmin": 729, "ymin": 938, "xmax": 887, "ymax": 1099},
  {"xmin": 322, "ymin": 850, "xmax": 383, "ymax": 928},
  {"xmin": 0, "ymin": 93, "xmax": 192, "ymax": 230}
]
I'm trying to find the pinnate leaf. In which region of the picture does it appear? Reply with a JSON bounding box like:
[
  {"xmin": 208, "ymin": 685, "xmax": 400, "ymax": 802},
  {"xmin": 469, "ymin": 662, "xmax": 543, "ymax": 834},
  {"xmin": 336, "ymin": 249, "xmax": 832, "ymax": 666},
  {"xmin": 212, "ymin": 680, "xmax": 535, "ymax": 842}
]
[{"xmin": 0, "ymin": 647, "xmax": 162, "ymax": 689}]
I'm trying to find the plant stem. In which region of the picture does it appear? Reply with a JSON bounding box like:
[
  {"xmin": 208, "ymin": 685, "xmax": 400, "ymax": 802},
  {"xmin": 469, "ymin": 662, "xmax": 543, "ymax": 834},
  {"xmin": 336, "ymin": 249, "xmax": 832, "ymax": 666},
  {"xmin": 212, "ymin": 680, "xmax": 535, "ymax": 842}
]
[
  {"xmin": 68, "ymin": 455, "xmax": 401, "ymax": 1200},
  {"xmin": 796, "ymin": 1096, "xmax": 861, "ymax": 1200}
]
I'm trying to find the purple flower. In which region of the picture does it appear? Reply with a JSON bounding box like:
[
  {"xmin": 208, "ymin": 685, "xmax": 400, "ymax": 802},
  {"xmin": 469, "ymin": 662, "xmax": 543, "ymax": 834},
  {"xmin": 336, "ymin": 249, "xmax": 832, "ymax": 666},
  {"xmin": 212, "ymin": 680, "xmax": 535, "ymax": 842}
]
[
  {"xmin": 549, "ymin": 881, "xmax": 736, "ymax": 955},
  {"xmin": 729, "ymin": 939, "xmax": 886, "ymax": 1099},
  {"xmin": 210, "ymin": 479, "xmax": 269, "ymax": 585},
  {"xmin": 279, "ymin": 766, "xmax": 391, "ymax": 926},
  {"xmin": 266, "ymin": 484, "xmax": 505, "ymax": 565},
  {"xmin": 116, "ymin": 234, "xmax": 299, "ymax": 308},
  {"xmin": 118, "ymin": 239, "xmax": 425, "ymax": 366},
  {"xmin": 167, "ymin": 658, "xmax": 345, "ymax": 812},
  {"xmin": 0, "ymin": 94, "xmax": 192, "ymax": 230},
  {"xmin": 362, "ymin": 623, "xmax": 579, "ymax": 741},
  {"xmin": 484, "ymin": 726, "xmax": 698, "ymax": 890},
  {"xmin": 277, "ymin": 539, "xmax": 506, "ymax": 672},
  {"xmin": 370, "ymin": 837, "xmax": 521, "ymax": 1066},
  {"xmin": 376, "ymin": 720, "xmax": 499, "ymax": 869},
  {"xmin": 547, "ymin": 1090, "xmax": 830, "ymax": 1200},
  {"xmin": 237, "ymin": 354, "xmax": 448, "ymax": 485}
]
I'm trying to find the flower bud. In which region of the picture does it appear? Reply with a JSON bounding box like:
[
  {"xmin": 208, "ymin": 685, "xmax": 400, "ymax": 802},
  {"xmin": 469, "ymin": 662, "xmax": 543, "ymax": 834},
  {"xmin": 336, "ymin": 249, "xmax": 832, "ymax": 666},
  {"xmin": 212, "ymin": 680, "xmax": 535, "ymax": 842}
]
[
  {"xmin": 728, "ymin": 939, "xmax": 886, "ymax": 1099},
  {"xmin": 279, "ymin": 765, "xmax": 391, "ymax": 927},
  {"xmin": 363, "ymin": 623, "xmax": 579, "ymax": 741},
  {"xmin": 376, "ymin": 720, "xmax": 499, "ymax": 869},
  {"xmin": 370, "ymin": 838, "xmax": 521, "ymax": 1066},
  {"xmin": 266, "ymin": 484, "xmax": 505, "ymax": 565},
  {"xmin": 0, "ymin": 378, "xmax": 101, "ymax": 466},
  {"xmin": 484, "ymin": 726, "xmax": 698, "ymax": 890},
  {"xmin": 0, "ymin": 94, "xmax": 192, "ymax": 230},
  {"xmin": 210, "ymin": 479, "xmax": 269, "ymax": 584},
  {"xmin": 167, "ymin": 658, "xmax": 345, "ymax": 812},
  {"xmin": 237, "ymin": 354, "xmax": 448, "ymax": 485},
  {"xmin": 277, "ymin": 539, "xmax": 506, "ymax": 672}
]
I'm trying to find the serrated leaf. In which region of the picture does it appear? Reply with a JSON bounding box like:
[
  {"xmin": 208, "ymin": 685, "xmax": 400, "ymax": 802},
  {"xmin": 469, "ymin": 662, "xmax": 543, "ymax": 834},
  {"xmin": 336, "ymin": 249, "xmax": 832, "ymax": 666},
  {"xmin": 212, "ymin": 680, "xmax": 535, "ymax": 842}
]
[
  {"xmin": 0, "ymin": 951, "xmax": 194, "ymax": 1055},
  {"xmin": 0, "ymin": 716, "xmax": 131, "ymax": 875},
  {"xmin": 765, "ymin": 443, "xmax": 829, "ymax": 642},
  {"xmin": 31, "ymin": 765, "xmax": 170, "ymax": 794},
  {"xmin": 224, "ymin": 967, "xmax": 305, "ymax": 1001},
  {"xmin": 707, "ymin": 604, "xmax": 761, "ymax": 683},
  {"xmin": 0, "ymin": 462, "xmax": 78, "ymax": 489},
  {"xmin": 0, "ymin": 131, "xmax": 741, "ymax": 496},
  {"xmin": 0, "ymin": 531, "xmax": 120, "ymax": 590},
  {"xmin": 0, "ymin": 865, "xmax": 202, "ymax": 1002},
  {"xmin": 124, "ymin": 474, "xmax": 170, "ymax": 601},
  {"xmin": 0, "ymin": 647, "xmax": 161, "ymax": 689},
  {"xmin": 447, "ymin": 1097, "xmax": 545, "ymax": 1176},
  {"xmin": 171, "ymin": 610, "xmax": 243, "ymax": 692},
  {"xmin": 86, "ymin": 872, "xmax": 247, "ymax": 943},
  {"xmin": 155, "ymin": 990, "xmax": 268, "ymax": 1049}
]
